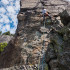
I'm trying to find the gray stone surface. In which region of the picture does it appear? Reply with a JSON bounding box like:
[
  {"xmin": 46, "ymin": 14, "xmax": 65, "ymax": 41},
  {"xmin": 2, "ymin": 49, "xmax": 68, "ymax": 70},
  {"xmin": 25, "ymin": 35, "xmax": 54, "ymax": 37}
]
[
  {"xmin": 20, "ymin": 0, "xmax": 70, "ymax": 15},
  {"xmin": 0, "ymin": 35, "xmax": 13, "ymax": 43}
]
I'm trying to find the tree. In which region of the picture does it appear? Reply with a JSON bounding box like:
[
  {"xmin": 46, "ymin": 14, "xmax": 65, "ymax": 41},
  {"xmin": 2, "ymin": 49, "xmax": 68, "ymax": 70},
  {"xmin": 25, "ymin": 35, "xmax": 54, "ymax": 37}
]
[
  {"xmin": 0, "ymin": 43, "xmax": 7, "ymax": 53},
  {"xmin": 0, "ymin": 31, "xmax": 2, "ymax": 35},
  {"xmin": 2, "ymin": 31, "xmax": 10, "ymax": 35}
]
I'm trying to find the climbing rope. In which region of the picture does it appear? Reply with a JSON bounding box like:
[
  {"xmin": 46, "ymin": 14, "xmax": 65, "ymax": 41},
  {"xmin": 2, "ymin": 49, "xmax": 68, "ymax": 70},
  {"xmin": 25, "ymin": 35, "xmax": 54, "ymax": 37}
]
[
  {"xmin": 37, "ymin": 11, "xmax": 47, "ymax": 70},
  {"xmin": 42, "ymin": 13, "xmax": 46, "ymax": 70},
  {"xmin": 36, "ymin": 0, "xmax": 48, "ymax": 69}
]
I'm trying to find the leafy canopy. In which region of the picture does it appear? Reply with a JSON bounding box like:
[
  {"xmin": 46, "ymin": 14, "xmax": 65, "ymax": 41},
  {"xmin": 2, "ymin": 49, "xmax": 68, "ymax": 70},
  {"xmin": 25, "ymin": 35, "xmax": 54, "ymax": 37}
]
[
  {"xmin": 2, "ymin": 31, "xmax": 10, "ymax": 35},
  {"xmin": 0, "ymin": 43, "xmax": 7, "ymax": 53},
  {"xmin": 0, "ymin": 31, "xmax": 2, "ymax": 35}
]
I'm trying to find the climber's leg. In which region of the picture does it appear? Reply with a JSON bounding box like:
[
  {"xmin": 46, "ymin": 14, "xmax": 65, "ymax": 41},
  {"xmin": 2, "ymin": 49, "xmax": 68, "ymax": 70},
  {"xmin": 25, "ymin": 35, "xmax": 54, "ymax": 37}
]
[{"xmin": 48, "ymin": 14, "xmax": 51, "ymax": 19}]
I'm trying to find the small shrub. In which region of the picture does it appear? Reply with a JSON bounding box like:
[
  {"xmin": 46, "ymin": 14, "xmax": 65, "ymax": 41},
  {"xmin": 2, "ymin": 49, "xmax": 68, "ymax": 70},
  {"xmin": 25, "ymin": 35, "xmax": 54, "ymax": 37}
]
[
  {"xmin": 0, "ymin": 31, "xmax": 2, "ymax": 35},
  {"xmin": 50, "ymin": 38, "xmax": 58, "ymax": 46},
  {"xmin": 0, "ymin": 43, "xmax": 7, "ymax": 53},
  {"xmin": 2, "ymin": 31, "xmax": 10, "ymax": 35},
  {"xmin": 45, "ymin": 64, "xmax": 48, "ymax": 70}
]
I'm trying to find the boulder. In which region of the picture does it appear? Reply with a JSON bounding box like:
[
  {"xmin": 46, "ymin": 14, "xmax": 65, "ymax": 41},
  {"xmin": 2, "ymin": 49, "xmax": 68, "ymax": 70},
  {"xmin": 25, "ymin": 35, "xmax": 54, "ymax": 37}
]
[
  {"xmin": 59, "ymin": 10, "xmax": 70, "ymax": 25},
  {"xmin": 0, "ymin": 35, "xmax": 13, "ymax": 43}
]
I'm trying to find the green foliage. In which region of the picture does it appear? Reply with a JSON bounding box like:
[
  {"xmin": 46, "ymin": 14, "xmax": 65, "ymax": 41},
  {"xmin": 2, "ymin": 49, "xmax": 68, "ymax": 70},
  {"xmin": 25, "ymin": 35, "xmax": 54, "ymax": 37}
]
[
  {"xmin": 50, "ymin": 38, "xmax": 58, "ymax": 46},
  {"xmin": 0, "ymin": 43, "xmax": 7, "ymax": 53},
  {"xmin": 2, "ymin": 31, "xmax": 10, "ymax": 35},
  {"xmin": 46, "ymin": 18, "xmax": 52, "ymax": 24},
  {"xmin": 45, "ymin": 64, "xmax": 48, "ymax": 70},
  {"xmin": 59, "ymin": 45, "xmax": 64, "ymax": 52},
  {"xmin": 50, "ymin": 38, "xmax": 59, "ymax": 53},
  {"xmin": 2, "ymin": 31, "xmax": 14, "ymax": 36},
  {"xmin": 0, "ymin": 31, "xmax": 2, "ymax": 35}
]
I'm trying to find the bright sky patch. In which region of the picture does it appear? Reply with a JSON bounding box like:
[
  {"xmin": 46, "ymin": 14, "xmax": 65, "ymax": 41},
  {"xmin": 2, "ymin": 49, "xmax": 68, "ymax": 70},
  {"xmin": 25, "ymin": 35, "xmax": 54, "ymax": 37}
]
[{"xmin": 0, "ymin": 0, "xmax": 20, "ymax": 34}]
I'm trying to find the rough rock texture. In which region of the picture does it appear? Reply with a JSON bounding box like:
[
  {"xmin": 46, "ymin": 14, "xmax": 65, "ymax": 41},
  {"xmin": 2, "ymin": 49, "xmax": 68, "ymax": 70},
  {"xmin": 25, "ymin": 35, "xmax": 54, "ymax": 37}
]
[
  {"xmin": 59, "ymin": 10, "xmax": 70, "ymax": 25},
  {"xmin": 0, "ymin": 36, "xmax": 21, "ymax": 68},
  {"xmin": 0, "ymin": 35, "xmax": 13, "ymax": 43},
  {"xmin": 0, "ymin": 0, "xmax": 70, "ymax": 70},
  {"xmin": 20, "ymin": 0, "xmax": 69, "ymax": 15},
  {"xmin": 45, "ymin": 11, "xmax": 70, "ymax": 70},
  {"xmin": 45, "ymin": 25, "xmax": 70, "ymax": 70}
]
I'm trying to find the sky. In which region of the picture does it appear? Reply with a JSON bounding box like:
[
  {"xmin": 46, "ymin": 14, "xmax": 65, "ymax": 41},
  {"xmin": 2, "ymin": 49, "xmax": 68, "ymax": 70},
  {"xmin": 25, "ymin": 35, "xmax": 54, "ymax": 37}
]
[{"xmin": 0, "ymin": 0, "xmax": 20, "ymax": 34}]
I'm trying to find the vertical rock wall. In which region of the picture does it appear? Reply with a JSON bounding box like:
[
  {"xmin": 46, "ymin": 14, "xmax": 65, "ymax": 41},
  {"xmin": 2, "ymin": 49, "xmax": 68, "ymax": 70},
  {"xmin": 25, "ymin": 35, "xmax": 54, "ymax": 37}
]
[{"xmin": 0, "ymin": 0, "xmax": 70, "ymax": 70}]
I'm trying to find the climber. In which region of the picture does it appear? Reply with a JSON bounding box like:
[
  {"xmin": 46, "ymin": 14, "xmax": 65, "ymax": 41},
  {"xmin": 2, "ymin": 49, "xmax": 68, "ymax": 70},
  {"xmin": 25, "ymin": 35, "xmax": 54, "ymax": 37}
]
[
  {"xmin": 42, "ymin": 8, "xmax": 51, "ymax": 19},
  {"xmin": 37, "ymin": 8, "xmax": 51, "ymax": 20},
  {"xmin": 42, "ymin": 8, "xmax": 47, "ymax": 15}
]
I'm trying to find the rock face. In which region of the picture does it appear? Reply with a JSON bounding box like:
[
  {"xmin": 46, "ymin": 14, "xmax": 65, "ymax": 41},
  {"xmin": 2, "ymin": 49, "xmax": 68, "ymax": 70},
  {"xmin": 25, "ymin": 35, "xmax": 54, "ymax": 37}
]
[
  {"xmin": 20, "ymin": 0, "xmax": 69, "ymax": 15},
  {"xmin": 0, "ymin": 0, "xmax": 70, "ymax": 70},
  {"xmin": 0, "ymin": 35, "xmax": 13, "ymax": 43},
  {"xmin": 59, "ymin": 10, "xmax": 70, "ymax": 25},
  {"xmin": 45, "ymin": 25, "xmax": 70, "ymax": 70}
]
